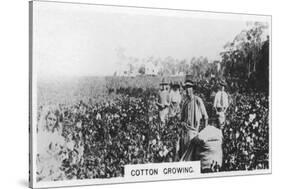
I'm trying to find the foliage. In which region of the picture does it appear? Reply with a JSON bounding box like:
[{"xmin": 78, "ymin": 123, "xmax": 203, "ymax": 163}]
[
  {"xmin": 37, "ymin": 78, "xmax": 269, "ymax": 180},
  {"xmin": 220, "ymin": 22, "xmax": 269, "ymax": 92}
]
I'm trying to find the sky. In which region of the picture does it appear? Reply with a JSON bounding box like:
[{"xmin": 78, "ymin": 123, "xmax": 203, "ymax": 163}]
[{"xmin": 33, "ymin": 1, "xmax": 270, "ymax": 78}]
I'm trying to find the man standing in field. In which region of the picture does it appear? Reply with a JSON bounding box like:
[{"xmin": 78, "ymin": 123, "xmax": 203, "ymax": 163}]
[
  {"xmin": 157, "ymin": 78, "xmax": 170, "ymax": 125},
  {"xmin": 169, "ymin": 81, "xmax": 182, "ymax": 118},
  {"xmin": 178, "ymin": 75, "xmax": 208, "ymax": 160},
  {"xmin": 182, "ymin": 116, "xmax": 223, "ymax": 172},
  {"xmin": 213, "ymin": 80, "xmax": 228, "ymax": 128}
]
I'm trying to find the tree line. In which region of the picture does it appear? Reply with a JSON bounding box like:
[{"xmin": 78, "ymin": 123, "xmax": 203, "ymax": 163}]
[{"xmin": 116, "ymin": 22, "xmax": 269, "ymax": 92}]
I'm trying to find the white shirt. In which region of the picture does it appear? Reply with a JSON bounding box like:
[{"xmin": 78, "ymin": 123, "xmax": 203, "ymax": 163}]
[
  {"xmin": 197, "ymin": 125, "xmax": 223, "ymax": 169},
  {"xmin": 213, "ymin": 90, "xmax": 229, "ymax": 109},
  {"xmin": 169, "ymin": 90, "xmax": 181, "ymax": 104}
]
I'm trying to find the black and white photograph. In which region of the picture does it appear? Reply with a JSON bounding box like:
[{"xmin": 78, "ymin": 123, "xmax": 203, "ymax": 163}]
[{"xmin": 29, "ymin": 0, "xmax": 271, "ymax": 188}]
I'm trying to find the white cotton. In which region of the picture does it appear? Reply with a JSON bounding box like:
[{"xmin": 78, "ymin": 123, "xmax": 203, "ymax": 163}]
[
  {"xmin": 246, "ymin": 136, "xmax": 251, "ymax": 143},
  {"xmin": 249, "ymin": 113, "xmax": 256, "ymax": 122},
  {"xmin": 253, "ymin": 121, "xmax": 259, "ymax": 128}
]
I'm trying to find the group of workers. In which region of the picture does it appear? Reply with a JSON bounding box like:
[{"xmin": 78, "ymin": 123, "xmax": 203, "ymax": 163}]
[{"xmin": 157, "ymin": 75, "xmax": 229, "ymax": 172}]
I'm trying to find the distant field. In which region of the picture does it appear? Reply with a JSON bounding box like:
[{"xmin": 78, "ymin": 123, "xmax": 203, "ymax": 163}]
[{"xmin": 37, "ymin": 75, "xmax": 185, "ymax": 105}]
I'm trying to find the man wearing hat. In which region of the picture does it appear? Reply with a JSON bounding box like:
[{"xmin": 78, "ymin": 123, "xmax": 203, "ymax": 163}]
[
  {"xmin": 168, "ymin": 81, "xmax": 182, "ymax": 118},
  {"xmin": 213, "ymin": 80, "xmax": 229, "ymax": 127},
  {"xmin": 178, "ymin": 75, "xmax": 208, "ymax": 159},
  {"xmin": 157, "ymin": 78, "xmax": 170, "ymax": 124},
  {"xmin": 180, "ymin": 116, "xmax": 223, "ymax": 171}
]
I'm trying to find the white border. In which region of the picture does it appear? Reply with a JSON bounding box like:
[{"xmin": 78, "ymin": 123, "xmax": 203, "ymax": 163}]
[{"xmin": 30, "ymin": 0, "xmax": 272, "ymax": 188}]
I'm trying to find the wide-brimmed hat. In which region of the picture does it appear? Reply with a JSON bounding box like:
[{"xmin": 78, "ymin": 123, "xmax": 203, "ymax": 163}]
[
  {"xmin": 159, "ymin": 78, "xmax": 169, "ymax": 86},
  {"xmin": 182, "ymin": 75, "xmax": 195, "ymax": 88},
  {"xmin": 219, "ymin": 80, "xmax": 227, "ymax": 86},
  {"xmin": 170, "ymin": 81, "xmax": 181, "ymax": 88}
]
